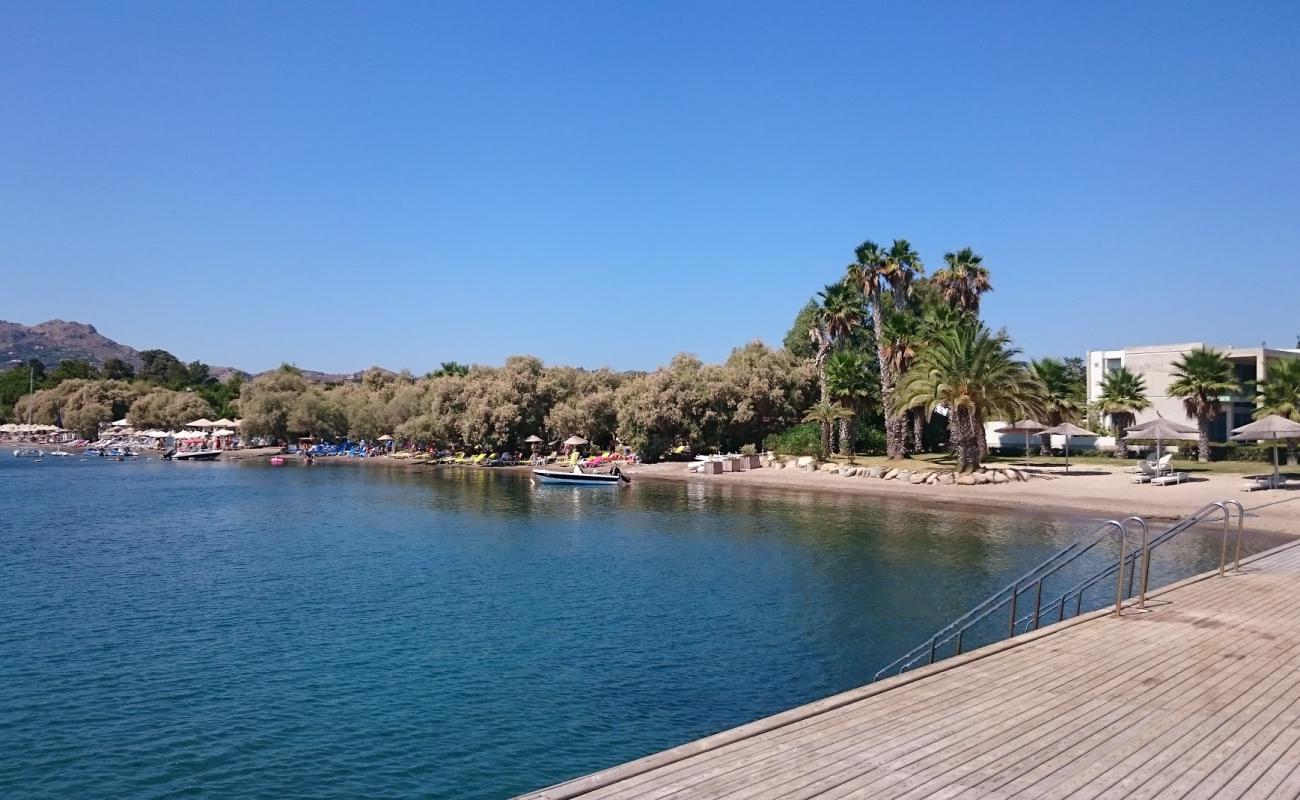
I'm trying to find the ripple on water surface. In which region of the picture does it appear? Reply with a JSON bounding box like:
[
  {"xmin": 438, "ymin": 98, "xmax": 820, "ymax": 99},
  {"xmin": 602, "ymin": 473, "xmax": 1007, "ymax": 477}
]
[{"xmin": 0, "ymin": 457, "xmax": 1271, "ymax": 799}]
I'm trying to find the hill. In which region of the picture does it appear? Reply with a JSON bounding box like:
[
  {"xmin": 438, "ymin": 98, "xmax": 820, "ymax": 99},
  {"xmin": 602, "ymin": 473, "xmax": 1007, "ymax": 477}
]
[{"xmin": 0, "ymin": 320, "xmax": 144, "ymax": 369}]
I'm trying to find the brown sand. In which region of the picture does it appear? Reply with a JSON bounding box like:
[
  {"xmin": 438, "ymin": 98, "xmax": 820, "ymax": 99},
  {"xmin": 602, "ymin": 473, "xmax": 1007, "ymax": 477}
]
[{"xmin": 624, "ymin": 461, "xmax": 1300, "ymax": 536}]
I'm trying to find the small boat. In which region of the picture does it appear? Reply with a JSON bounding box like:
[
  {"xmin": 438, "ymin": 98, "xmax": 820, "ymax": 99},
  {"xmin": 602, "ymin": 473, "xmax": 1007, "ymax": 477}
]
[
  {"xmin": 269, "ymin": 456, "xmax": 285, "ymax": 466},
  {"xmin": 532, "ymin": 464, "xmax": 630, "ymax": 486},
  {"xmin": 169, "ymin": 449, "xmax": 222, "ymax": 462},
  {"xmin": 49, "ymin": 450, "xmax": 73, "ymax": 457},
  {"xmin": 13, "ymin": 448, "xmax": 43, "ymax": 458}
]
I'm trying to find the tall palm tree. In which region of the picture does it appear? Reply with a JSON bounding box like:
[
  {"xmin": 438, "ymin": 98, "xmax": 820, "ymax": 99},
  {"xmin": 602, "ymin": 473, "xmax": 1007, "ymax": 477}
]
[
  {"xmin": 1095, "ymin": 367, "xmax": 1150, "ymax": 459},
  {"xmin": 1030, "ymin": 358, "xmax": 1083, "ymax": 455},
  {"xmin": 1256, "ymin": 358, "xmax": 1300, "ymax": 465},
  {"xmin": 1168, "ymin": 348, "xmax": 1239, "ymax": 463},
  {"xmin": 846, "ymin": 240, "xmax": 908, "ymax": 459},
  {"xmin": 808, "ymin": 281, "xmax": 859, "ymax": 403},
  {"xmin": 892, "ymin": 321, "xmax": 1040, "ymax": 471},
  {"xmin": 882, "ymin": 239, "xmax": 924, "ymax": 311},
  {"xmin": 932, "ymin": 247, "xmax": 992, "ymax": 315},
  {"xmin": 803, "ymin": 400, "xmax": 853, "ymax": 460},
  {"xmin": 878, "ymin": 308, "xmax": 926, "ymax": 452},
  {"xmin": 825, "ymin": 350, "xmax": 873, "ymax": 456}
]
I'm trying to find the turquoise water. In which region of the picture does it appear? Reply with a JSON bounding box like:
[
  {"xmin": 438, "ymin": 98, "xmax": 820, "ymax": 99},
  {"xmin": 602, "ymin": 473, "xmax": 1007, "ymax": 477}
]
[{"xmin": 0, "ymin": 456, "xmax": 1270, "ymax": 799}]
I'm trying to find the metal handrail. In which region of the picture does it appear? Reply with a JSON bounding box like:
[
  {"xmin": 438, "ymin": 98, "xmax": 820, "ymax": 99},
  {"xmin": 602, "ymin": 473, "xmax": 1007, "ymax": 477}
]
[
  {"xmin": 872, "ymin": 499, "xmax": 1247, "ymax": 683},
  {"xmin": 872, "ymin": 518, "xmax": 1125, "ymax": 681}
]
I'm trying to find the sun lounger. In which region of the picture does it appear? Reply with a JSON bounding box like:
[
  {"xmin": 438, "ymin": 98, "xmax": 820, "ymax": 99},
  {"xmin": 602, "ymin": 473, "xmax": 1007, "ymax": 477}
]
[
  {"xmin": 1130, "ymin": 461, "xmax": 1158, "ymax": 483},
  {"xmin": 1151, "ymin": 471, "xmax": 1190, "ymax": 487}
]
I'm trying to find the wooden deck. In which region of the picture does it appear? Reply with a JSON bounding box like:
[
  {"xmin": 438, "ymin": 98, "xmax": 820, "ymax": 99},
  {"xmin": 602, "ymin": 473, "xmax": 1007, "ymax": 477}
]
[{"xmin": 520, "ymin": 540, "xmax": 1300, "ymax": 800}]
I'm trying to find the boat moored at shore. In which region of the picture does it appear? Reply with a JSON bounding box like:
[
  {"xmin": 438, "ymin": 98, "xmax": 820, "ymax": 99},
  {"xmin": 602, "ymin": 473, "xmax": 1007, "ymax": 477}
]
[{"xmin": 532, "ymin": 464, "xmax": 629, "ymax": 486}]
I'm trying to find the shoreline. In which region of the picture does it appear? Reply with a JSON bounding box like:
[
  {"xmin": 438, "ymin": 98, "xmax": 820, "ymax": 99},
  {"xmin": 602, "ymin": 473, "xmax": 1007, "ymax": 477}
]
[
  {"xmin": 622, "ymin": 460, "xmax": 1300, "ymax": 537},
  {"xmin": 217, "ymin": 448, "xmax": 1300, "ymax": 538}
]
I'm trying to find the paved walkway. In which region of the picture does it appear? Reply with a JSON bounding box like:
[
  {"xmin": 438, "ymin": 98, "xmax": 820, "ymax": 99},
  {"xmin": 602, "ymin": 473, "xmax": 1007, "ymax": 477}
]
[{"xmin": 520, "ymin": 540, "xmax": 1300, "ymax": 799}]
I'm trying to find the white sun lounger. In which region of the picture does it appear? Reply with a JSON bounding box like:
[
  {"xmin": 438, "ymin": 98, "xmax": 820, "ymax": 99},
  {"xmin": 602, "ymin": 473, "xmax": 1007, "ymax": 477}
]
[
  {"xmin": 1151, "ymin": 471, "xmax": 1190, "ymax": 487},
  {"xmin": 1240, "ymin": 475, "xmax": 1285, "ymax": 492},
  {"xmin": 1131, "ymin": 461, "xmax": 1158, "ymax": 484}
]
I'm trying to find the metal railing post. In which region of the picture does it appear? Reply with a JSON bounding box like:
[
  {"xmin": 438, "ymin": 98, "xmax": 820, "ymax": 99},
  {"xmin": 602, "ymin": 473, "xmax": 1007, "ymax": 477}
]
[
  {"xmin": 1225, "ymin": 500, "xmax": 1245, "ymax": 573},
  {"xmin": 1032, "ymin": 578, "xmax": 1044, "ymax": 630},
  {"xmin": 1008, "ymin": 585, "xmax": 1019, "ymax": 638},
  {"xmin": 1122, "ymin": 517, "xmax": 1150, "ymax": 608},
  {"xmin": 1114, "ymin": 522, "xmax": 1128, "ymax": 616},
  {"xmin": 1213, "ymin": 502, "xmax": 1230, "ymax": 576}
]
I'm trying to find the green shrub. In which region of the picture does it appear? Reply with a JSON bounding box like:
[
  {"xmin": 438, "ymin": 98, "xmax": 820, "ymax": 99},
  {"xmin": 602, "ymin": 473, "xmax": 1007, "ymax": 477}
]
[
  {"xmin": 763, "ymin": 423, "xmax": 822, "ymax": 457},
  {"xmin": 856, "ymin": 425, "xmax": 887, "ymax": 455},
  {"xmin": 739, "ymin": 443, "xmax": 757, "ymax": 456},
  {"xmin": 1200, "ymin": 443, "xmax": 1276, "ymax": 463}
]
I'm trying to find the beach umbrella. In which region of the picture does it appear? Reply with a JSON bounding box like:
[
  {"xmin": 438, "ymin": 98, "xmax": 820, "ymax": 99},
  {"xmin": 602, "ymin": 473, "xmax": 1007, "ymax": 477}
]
[
  {"xmin": 563, "ymin": 435, "xmax": 588, "ymax": 446},
  {"xmin": 1039, "ymin": 422, "xmax": 1098, "ymax": 473},
  {"xmin": 994, "ymin": 419, "xmax": 1045, "ymax": 466},
  {"xmin": 213, "ymin": 428, "xmax": 235, "ymax": 436},
  {"xmin": 187, "ymin": 418, "xmax": 214, "ymax": 428},
  {"xmin": 524, "ymin": 434, "xmax": 544, "ymax": 453},
  {"xmin": 212, "ymin": 418, "xmax": 236, "ymax": 427},
  {"xmin": 1124, "ymin": 415, "xmax": 1198, "ymax": 462},
  {"xmin": 377, "ymin": 434, "xmax": 394, "ymax": 442},
  {"xmin": 1231, "ymin": 414, "xmax": 1300, "ymax": 489}
]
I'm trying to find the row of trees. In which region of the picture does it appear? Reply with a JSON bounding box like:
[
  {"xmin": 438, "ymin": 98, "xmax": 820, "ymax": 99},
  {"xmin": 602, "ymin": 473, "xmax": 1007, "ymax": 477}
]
[
  {"xmin": 232, "ymin": 345, "xmax": 814, "ymax": 460},
  {"xmin": 4, "ymin": 348, "xmax": 244, "ymax": 438},
  {"xmin": 1095, "ymin": 351, "xmax": 1300, "ymax": 463}
]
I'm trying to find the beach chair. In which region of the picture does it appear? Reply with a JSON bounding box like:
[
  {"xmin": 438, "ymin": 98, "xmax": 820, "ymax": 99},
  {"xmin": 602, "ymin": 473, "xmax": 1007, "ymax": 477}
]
[
  {"xmin": 1151, "ymin": 471, "xmax": 1190, "ymax": 487},
  {"xmin": 1154, "ymin": 453, "xmax": 1174, "ymax": 475},
  {"xmin": 1130, "ymin": 461, "xmax": 1158, "ymax": 484}
]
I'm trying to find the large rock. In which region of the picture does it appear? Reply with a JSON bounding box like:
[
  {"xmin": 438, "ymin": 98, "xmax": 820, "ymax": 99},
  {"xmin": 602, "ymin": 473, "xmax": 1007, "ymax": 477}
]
[
  {"xmin": 868, "ymin": 467, "xmax": 884, "ymax": 479},
  {"xmin": 956, "ymin": 473, "xmax": 977, "ymax": 485},
  {"xmin": 973, "ymin": 472, "xmax": 991, "ymax": 484},
  {"xmin": 822, "ymin": 464, "xmax": 840, "ymax": 474},
  {"xmin": 940, "ymin": 472, "xmax": 955, "ymax": 485},
  {"xmin": 842, "ymin": 467, "xmax": 858, "ymax": 477},
  {"xmin": 796, "ymin": 456, "xmax": 815, "ymax": 468},
  {"xmin": 991, "ymin": 471, "xmax": 1010, "ymax": 484},
  {"xmin": 884, "ymin": 469, "xmax": 899, "ymax": 481},
  {"xmin": 896, "ymin": 470, "xmax": 912, "ymax": 483},
  {"xmin": 910, "ymin": 471, "xmax": 929, "ymax": 484}
]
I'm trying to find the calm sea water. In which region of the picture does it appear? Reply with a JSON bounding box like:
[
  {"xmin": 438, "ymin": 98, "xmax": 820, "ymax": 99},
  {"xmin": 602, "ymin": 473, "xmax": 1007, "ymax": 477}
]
[{"xmin": 0, "ymin": 456, "xmax": 1275, "ymax": 799}]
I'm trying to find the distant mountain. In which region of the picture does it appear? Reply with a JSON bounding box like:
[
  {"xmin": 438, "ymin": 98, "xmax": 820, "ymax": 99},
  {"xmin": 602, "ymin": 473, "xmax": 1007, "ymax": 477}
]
[
  {"xmin": 0, "ymin": 318, "xmax": 358, "ymax": 382},
  {"xmin": 0, "ymin": 320, "xmax": 144, "ymax": 369}
]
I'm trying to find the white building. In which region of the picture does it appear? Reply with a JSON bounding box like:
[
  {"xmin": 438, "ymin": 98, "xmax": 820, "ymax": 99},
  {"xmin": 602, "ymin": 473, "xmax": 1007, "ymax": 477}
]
[{"xmin": 1086, "ymin": 342, "xmax": 1300, "ymax": 440}]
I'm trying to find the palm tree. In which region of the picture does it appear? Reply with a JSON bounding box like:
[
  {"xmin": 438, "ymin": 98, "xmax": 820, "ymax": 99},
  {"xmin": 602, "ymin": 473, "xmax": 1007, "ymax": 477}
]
[
  {"xmin": 892, "ymin": 321, "xmax": 1040, "ymax": 471},
  {"xmin": 809, "ymin": 281, "xmax": 863, "ymax": 403},
  {"xmin": 825, "ymin": 350, "xmax": 873, "ymax": 456},
  {"xmin": 1030, "ymin": 358, "xmax": 1083, "ymax": 455},
  {"xmin": 931, "ymin": 247, "xmax": 992, "ymax": 315},
  {"xmin": 1257, "ymin": 358, "xmax": 1300, "ymax": 465},
  {"xmin": 846, "ymin": 239, "xmax": 911, "ymax": 459},
  {"xmin": 1168, "ymin": 348, "xmax": 1239, "ymax": 463},
  {"xmin": 803, "ymin": 400, "xmax": 853, "ymax": 460},
  {"xmin": 1095, "ymin": 367, "xmax": 1150, "ymax": 459},
  {"xmin": 882, "ymin": 239, "xmax": 924, "ymax": 311},
  {"xmin": 878, "ymin": 308, "xmax": 925, "ymax": 452}
]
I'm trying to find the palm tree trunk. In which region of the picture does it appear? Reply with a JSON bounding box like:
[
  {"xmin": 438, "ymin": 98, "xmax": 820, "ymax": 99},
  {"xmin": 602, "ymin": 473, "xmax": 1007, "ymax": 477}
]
[
  {"xmin": 1288, "ymin": 439, "xmax": 1297, "ymax": 467},
  {"xmin": 871, "ymin": 300, "xmax": 906, "ymax": 461},
  {"xmin": 954, "ymin": 407, "xmax": 980, "ymax": 471},
  {"xmin": 820, "ymin": 422, "xmax": 831, "ymax": 459},
  {"xmin": 911, "ymin": 410, "xmax": 924, "ymax": 453},
  {"xmin": 1113, "ymin": 414, "xmax": 1128, "ymax": 459},
  {"xmin": 1198, "ymin": 416, "xmax": 1211, "ymax": 463}
]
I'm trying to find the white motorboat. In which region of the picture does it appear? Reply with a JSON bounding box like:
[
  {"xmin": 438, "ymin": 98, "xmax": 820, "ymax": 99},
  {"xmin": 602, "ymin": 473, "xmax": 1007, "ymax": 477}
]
[
  {"xmin": 533, "ymin": 464, "xmax": 629, "ymax": 486},
  {"xmin": 49, "ymin": 450, "xmax": 73, "ymax": 457},
  {"xmin": 13, "ymin": 448, "xmax": 44, "ymax": 458},
  {"xmin": 168, "ymin": 449, "xmax": 222, "ymax": 462}
]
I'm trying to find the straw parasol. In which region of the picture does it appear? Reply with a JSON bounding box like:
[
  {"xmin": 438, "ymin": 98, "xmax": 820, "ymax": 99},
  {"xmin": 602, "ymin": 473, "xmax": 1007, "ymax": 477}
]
[
  {"xmin": 1124, "ymin": 415, "xmax": 1198, "ymax": 462},
  {"xmin": 187, "ymin": 418, "xmax": 215, "ymax": 428},
  {"xmin": 1038, "ymin": 422, "xmax": 1098, "ymax": 473},
  {"xmin": 994, "ymin": 419, "xmax": 1046, "ymax": 466},
  {"xmin": 212, "ymin": 418, "xmax": 236, "ymax": 427},
  {"xmin": 563, "ymin": 435, "xmax": 588, "ymax": 446},
  {"xmin": 377, "ymin": 434, "xmax": 394, "ymax": 442},
  {"xmin": 1231, "ymin": 414, "xmax": 1300, "ymax": 489},
  {"xmin": 213, "ymin": 428, "xmax": 235, "ymax": 437}
]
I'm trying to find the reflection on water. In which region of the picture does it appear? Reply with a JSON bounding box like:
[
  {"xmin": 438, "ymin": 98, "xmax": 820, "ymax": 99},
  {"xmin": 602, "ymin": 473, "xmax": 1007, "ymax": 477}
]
[{"xmin": 0, "ymin": 457, "xmax": 1287, "ymax": 800}]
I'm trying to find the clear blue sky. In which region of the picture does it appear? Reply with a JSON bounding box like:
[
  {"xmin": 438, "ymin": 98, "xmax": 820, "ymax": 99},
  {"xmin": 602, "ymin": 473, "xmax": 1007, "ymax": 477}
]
[{"xmin": 3, "ymin": 1, "xmax": 1298, "ymax": 373}]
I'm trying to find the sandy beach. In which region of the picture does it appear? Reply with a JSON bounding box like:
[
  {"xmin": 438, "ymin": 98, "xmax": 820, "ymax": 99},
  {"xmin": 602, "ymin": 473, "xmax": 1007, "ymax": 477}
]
[{"xmin": 624, "ymin": 460, "xmax": 1300, "ymax": 536}]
